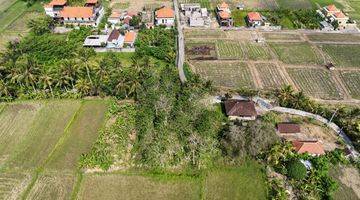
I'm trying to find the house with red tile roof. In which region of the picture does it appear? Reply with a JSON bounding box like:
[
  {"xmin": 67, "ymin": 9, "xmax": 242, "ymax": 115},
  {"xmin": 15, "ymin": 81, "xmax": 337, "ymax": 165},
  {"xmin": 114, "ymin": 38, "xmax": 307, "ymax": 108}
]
[
  {"xmin": 124, "ymin": 31, "xmax": 137, "ymax": 47},
  {"xmin": 155, "ymin": 7, "xmax": 175, "ymax": 27},
  {"xmin": 247, "ymin": 12, "xmax": 264, "ymax": 27},
  {"xmin": 216, "ymin": 2, "xmax": 233, "ymax": 27},
  {"xmin": 292, "ymin": 140, "xmax": 325, "ymax": 156},
  {"xmin": 224, "ymin": 99, "xmax": 257, "ymax": 120},
  {"xmin": 44, "ymin": 0, "xmax": 67, "ymax": 18},
  {"xmin": 320, "ymin": 4, "xmax": 355, "ymax": 30},
  {"xmin": 44, "ymin": 0, "xmax": 104, "ymax": 27}
]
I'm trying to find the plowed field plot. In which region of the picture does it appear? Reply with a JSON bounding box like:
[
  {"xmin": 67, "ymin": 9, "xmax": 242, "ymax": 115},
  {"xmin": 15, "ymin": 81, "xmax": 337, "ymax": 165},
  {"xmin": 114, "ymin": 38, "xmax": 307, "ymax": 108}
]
[
  {"xmin": 185, "ymin": 42, "xmax": 217, "ymax": 60},
  {"xmin": 179, "ymin": 0, "xmax": 211, "ymax": 9},
  {"xmin": 307, "ymin": 33, "xmax": 360, "ymax": 42},
  {"xmin": 192, "ymin": 61, "xmax": 255, "ymax": 88},
  {"xmin": 0, "ymin": 173, "xmax": 31, "ymax": 200},
  {"xmin": 255, "ymin": 63, "xmax": 288, "ymax": 89},
  {"xmin": 269, "ymin": 42, "xmax": 323, "ymax": 65},
  {"xmin": 185, "ymin": 29, "xmax": 226, "ymax": 39},
  {"xmin": 320, "ymin": 44, "xmax": 360, "ymax": 68},
  {"xmin": 287, "ymin": 68, "xmax": 343, "ymax": 99},
  {"xmin": 339, "ymin": 71, "xmax": 360, "ymax": 99},
  {"xmin": 27, "ymin": 173, "xmax": 76, "ymax": 200},
  {"xmin": 216, "ymin": 40, "xmax": 245, "ymax": 60},
  {"xmin": 46, "ymin": 100, "xmax": 108, "ymax": 170},
  {"xmin": 262, "ymin": 32, "xmax": 302, "ymax": 41},
  {"xmin": 243, "ymin": 42, "xmax": 272, "ymax": 60},
  {"xmin": 78, "ymin": 174, "xmax": 201, "ymax": 200}
]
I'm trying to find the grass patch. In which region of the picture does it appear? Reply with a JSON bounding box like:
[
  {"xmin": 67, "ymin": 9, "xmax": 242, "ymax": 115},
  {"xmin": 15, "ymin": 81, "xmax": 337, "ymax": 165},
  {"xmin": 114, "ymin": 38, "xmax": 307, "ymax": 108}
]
[
  {"xmin": 255, "ymin": 63, "xmax": 288, "ymax": 89},
  {"xmin": 276, "ymin": 0, "xmax": 313, "ymax": 9},
  {"xmin": 232, "ymin": 10, "xmax": 247, "ymax": 27},
  {"xmin": 78, "ymin": 173, "xmax": 201, "ymax": 200},
  {"xmin": 204, "ymin": 160, "xmax": 268, "ymax": 200},
  {"xmin": 339, "ymin": 71, "xmax": 360, "ymax": 99},
  {"xmin": 269, "ymin": 42, "xmax": 323, "ymax": 65},
  {"xmin": 45, "ymin": 100, "xmax": 108, "ymax": 171},
  {"xmin": 320, "ymin": 44, "xmax": 360, "ymax": 68},
  {"xmin": 185, "ymin": 29, "xmax": 226, "ymax": 39},
  {"xmin": 287, "ymin": 68, "xmax": 343, "ymax": 99}
]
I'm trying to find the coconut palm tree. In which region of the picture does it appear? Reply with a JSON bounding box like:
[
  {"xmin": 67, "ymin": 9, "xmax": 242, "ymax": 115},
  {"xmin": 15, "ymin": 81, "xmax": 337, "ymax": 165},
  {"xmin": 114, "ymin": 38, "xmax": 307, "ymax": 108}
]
[
  {"xmin": 75, "ymin": 78, "xmax": 91, "ymax": 96},
  {"xmin": 13, "ymin": 55, "xmax": 39, "ymax": 92},
  {"xmin": 38, "ymin": 70, "xmax": 55, "ymax": 96}
]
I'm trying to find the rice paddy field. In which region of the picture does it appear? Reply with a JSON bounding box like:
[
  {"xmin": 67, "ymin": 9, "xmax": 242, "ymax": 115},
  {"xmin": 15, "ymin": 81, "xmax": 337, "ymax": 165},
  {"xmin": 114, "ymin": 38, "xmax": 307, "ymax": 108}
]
[
  {"xmin": 191, "ymin": 61, "xmax": 255, "ymax": 88},
  {"xmin": 287, "ymin": 68, "xmax": 343, "ymax": 99},
  {"xmin": 269, "ymin": 42, "xmax": 323, "ymax": 65},
  {"xmin": 0, "ymin": 100, "xmax": 109, "ymax": 199}
]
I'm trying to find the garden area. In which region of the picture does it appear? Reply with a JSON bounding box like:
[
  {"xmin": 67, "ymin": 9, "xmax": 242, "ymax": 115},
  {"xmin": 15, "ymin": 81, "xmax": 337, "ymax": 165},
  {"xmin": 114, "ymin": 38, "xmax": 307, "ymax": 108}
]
[
  {"xmin": 255, "ymin": 63, "xmax": 288, "ymax": 89},
  {"xmin": 320, "ymin": 44, "xmax": 360, "ymax": 68}
]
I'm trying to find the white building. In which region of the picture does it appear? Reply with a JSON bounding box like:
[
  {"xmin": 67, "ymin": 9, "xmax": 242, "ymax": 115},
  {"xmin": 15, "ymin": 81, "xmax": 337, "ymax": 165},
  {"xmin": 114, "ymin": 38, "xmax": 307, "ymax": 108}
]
[{"xmin": 155, "ymin": 7, "xmax": 175, "ymax": 27}]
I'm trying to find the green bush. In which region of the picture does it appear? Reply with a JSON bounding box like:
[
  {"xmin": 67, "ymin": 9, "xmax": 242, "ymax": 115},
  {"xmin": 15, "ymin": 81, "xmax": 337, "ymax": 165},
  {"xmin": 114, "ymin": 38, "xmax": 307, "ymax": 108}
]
[{"xmin": 287, "ymin": 159, "xmax": 307, "ymax": 180}]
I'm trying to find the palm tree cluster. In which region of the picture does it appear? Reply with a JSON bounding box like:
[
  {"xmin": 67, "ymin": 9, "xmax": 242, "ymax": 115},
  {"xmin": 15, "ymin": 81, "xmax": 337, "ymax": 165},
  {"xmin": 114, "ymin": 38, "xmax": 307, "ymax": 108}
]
[{"xmin": 0, "ymin": 44, "xmax": 150, "ymax": 100}]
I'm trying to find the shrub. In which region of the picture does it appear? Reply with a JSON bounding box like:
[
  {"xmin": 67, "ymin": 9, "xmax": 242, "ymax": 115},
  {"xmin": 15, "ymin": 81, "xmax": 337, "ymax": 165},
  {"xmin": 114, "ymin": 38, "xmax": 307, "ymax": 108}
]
[{"xmin": 287, "ymin": 159, "xmax": 307, "ymax": 180}]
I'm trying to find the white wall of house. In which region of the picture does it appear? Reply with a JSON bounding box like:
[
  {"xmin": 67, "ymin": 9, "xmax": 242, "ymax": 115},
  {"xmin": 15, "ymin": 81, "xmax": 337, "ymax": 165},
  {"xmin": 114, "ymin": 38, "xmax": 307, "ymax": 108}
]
[{"xmin": 156, "ymin": 17, "xmax": 175, "ymax": 26}]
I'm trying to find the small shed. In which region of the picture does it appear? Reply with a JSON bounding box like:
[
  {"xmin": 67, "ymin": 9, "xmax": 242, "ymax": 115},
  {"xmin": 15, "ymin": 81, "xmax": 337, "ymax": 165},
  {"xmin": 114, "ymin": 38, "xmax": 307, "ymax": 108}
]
[{"xmin": 325, "ymin": 63, "xmax": 335, "ymax": 70}]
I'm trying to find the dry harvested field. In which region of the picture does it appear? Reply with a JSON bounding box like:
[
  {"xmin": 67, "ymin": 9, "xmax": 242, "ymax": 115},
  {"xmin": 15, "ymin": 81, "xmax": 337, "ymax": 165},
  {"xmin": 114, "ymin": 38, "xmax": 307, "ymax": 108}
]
[
  {"xmin": 191, "ymin": 61, "xmax": 255, "ymax": 88},
  {"xmin": 286, "ymin": 68, "xmax": 343, "ymax": 99},
  {"xmin": 255, "ymin": 63, "xmax": 288, "ymax": 89},
  {"xmin": 185, "ymin": 29, "xmax": 226, "ymax": 39},
  {"xmin": 216, "ymin": 40, "xmax": 245, "ymax": 60}
]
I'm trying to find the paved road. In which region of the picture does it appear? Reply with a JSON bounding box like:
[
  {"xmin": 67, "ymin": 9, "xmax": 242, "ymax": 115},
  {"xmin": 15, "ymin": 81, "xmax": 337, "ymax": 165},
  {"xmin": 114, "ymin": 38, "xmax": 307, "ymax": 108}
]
[{"xmin": 173, "ymin": 0, "xmax": 187, "ymax": 83}]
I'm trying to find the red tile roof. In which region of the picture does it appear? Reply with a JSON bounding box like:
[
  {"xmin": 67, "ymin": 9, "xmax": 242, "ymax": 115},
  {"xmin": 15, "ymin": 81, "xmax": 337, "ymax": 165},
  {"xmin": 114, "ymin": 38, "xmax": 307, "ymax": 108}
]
[
  {"xmin": 334, "ymin": 11, "xmax": 347, "ymax": 18},
  {"xmin": 124, "ymin": 31, "xmax": 136, "ymax": 43},
  {"xmin": 109, "ymin": 11, "xmax": 121, "ymax": 18},
  {"xmin": 60, "ymin": 7, "xmax": 93, "ymax": 18},
  {"xmin": 292, "ymin": 140, "xmax": 325, "ymax": 155},
  {"xmin": 155, "ymin": 7, "xmax": 175, "ymax": 18},
  {"xmin": 277, "ymin": 123, "xmax": 301, "ymax": 133},
  {"xmin": 49, "ymin": 0, "xmax": 67, "ymax": 6},
  {"xmin": 247, "ymin": 12, "xmax": 262, "ymax": 21},
  {"xmin": 327, "ymin": 4, "xmax": 338, "ymax": 12},
  {"xmin": 224, "ymin": 100, "xmax": 257, "ymax": 117},
  {"xmin": 219, "ymin": 11, "xmax": 231, "ymax": 19}
]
